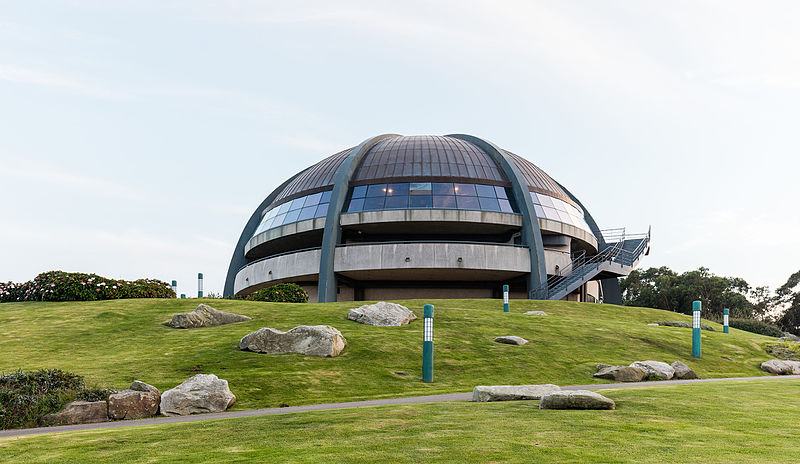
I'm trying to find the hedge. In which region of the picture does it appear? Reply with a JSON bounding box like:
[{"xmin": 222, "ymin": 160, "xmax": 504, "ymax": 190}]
[
  {"xmin": 728, "ymin": 318, "xmax": 784, "ymax": 338},
  {"xmin": 246, "ymin": 283, "xmax": 308, "ymax": 303},
  {"xmin": 0, "ymin": 271, "xmax": 175, "ymax": 303}
]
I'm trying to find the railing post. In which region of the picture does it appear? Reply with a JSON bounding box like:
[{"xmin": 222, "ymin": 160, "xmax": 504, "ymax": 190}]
[
  {"xmin": 422, "ymin": 304, "xmax": 434, "ymax": 383},
  {"xmin": 692, "ymin": 301, "xmax": 702, "ymax": 358},
  {"xmin": 723, "ymin": 308, "xmax": 729, "ymax": 334}
]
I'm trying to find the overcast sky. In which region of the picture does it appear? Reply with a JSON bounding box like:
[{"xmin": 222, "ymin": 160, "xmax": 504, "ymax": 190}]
[{"xmin": 1, "ymin": 1, "xmax": 798, "ymax": 297}]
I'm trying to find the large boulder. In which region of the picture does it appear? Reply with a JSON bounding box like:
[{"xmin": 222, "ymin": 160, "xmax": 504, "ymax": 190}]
[
  {"xmin": 593, "ymin": 365, "xmax": 649, "ymax": 382},
  {"xmin": 671, "ymin": 361, "xmax": 699, "ymax": 380},
  {"xmin": 347, "ymin": 302, "xmax": 417, "ymax": 326},
  {"xmin": 539, "ymin": 390, "xmax": 615, "ymax": 410},
  {"xmin": 43, "ymin": 400, "xmax": 109, "ymax": 426},
  {"xmin": 473, "ymin": 384, "xmax": 560, "ymax": 402},
  {"xmin": 239, "ymin": 325, "xmax": 347, "ymax": 357},
  {"xmin": 108, "ymin": 381, "xmax": 161, "ymax": 420},
  {"xmin": 761, "ymin": 359, "xmax": 800, "ymax": 375},
  {"xmin": 630, "ymin": 361, "xmax": 675, "ymax": 380},
  {"xmin": 160, "ymin": 374, "xmax": 236, "ymax": 416},
  {"xmin": 493, "ymin": 336, "xmax": 528, "ymax": 345},
  {"xmin": 168, "ymin": 304, "xmax": 251, "ymax": 329}
]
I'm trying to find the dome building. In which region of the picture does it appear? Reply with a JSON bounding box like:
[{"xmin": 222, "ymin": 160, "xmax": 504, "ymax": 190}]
[{"xmin": 224, "ymin": 134, "xmax": 649, "ymax": 303}]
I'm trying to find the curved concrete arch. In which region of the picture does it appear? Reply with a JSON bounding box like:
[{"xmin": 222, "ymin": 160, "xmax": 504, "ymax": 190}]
[
  {"xmin": 317, "ymin": 133, "xmax": 403, "ymax": 302},
  {"xmin": 223, "ymin": 172, "xmax": 303, "ymax": 297},
  {"xmin": 447, "ymin": 134, "xmax": 548, "ymax": 298},
  {"xmin": 555, "ymin": 181, "xmax": 623, "ymax": 305}
]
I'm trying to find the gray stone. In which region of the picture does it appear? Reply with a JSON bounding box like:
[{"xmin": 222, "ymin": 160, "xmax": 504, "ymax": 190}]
[
  {"xmin": 473, "ymin": 384, "xmax": 560, "ymax": 402},
  {"xmin": 43, "ymin": 400, "xmax": 109, "ymax": 426},
  {"xmin": 539, "ymin": 390, "xmax": 615, "ymax": 410},
  {"xmin": 168, "ymin": 304, "xmax": 251, "ymax": 329},
  {"xmin": 493, "ymin": 336, "xmax": 528, "ymax": 345},
  {"xmin": 596, "ymin": 363, "xmax": 613, "ymax": 370},
  {"xmin": 109, "ymin": 382, "xmax": 160, "ymax": 420},
  {"xmin": 761, "ymin": 359, "xmax": 800, "ymax": 375},
  {"xmin": 160, "ymin": 374, "xmax": 236, "ymax": 416},
  {"xmin": 780, "ymin": 332, "xmax": 800, "ymax": 342},
  {"xmin": 593, "ymin": 365, "xmax": 649, "ymax": 382},
  {"xmin": 524, "ymin": 311, "xmax": 548, "ymax": 316},
  {"xmin": 671, "ymin": 361, "xmax": 698, "ymax": 380},
  {"xmin": 347, "ymin": 301, "xmax": 417, "ymax": 326},
  {"xmin": 647, "ymin": 323, "xmax": 659, "ymax": 326},
  {"xmin": 630, "ymin": 361, "xmax": 675, "ymax": 380},
  {"xmin": 239, "ymin": 325, "xmax": 347, "ymax": 357}
]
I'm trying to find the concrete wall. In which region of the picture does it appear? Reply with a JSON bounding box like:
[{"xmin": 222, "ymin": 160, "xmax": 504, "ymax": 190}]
[
  {"xmin": 234, "ymin": 248, "xmax": 321, "ymax": 295},
  {"xmin": 363, "ymin": 286, "xmax": 493, "ymax": 300},
  {"xmin": 245, "ymin": 217, "xmax": 326, "ymax": 255},
  {"xmin": 340, "ymin": 209, "xmax": 522, "ymax": 228}
]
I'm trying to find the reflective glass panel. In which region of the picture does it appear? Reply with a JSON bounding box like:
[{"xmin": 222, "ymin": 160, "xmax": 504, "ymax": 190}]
[
  {"xmin": 303, "ymin": 192, "xmax": 323, "ymax": 207},
  {"xmin": 495, "ymin": 186, "xmax": 508, "ymax": 199},
  {"xmin": 534, "ymin": 204, "xmax": 545, "ymax": 217},
  {"xmin": 433, "ymin": 195, "xmax": 456, "ymax": 208},
  {"xmin": 432, "ymin": 182, "xmax": 455, "ymax": 195},
  {"xmin": 529, "ymin": 192, "xmax": 540, "ymax": 205},
  {"xmin": 478, "ymin": 196, "xmax": 501, "ymax": 211},
  {"xmin": 538, "ymin": 194, "xmax": 554, "ymax": 208},
  {"xmin": 542, "ymin": 206, "xmax": 560, "ymax": 221},
  {"xmin": 348, "ymin": 198, "xmax": 365, "ymax": 212},
  {"xmin": 315, "ymin": 204, "xmax": 329, "ymax": 218},
  {"xmin": 409, "ymin": 182, "xmax": 432, "ymax": 195},
  {"xmin": 475, "ymin": 184, "xmax": 496, "ymax": 198},
  {"xmin": 277, "ymin": 201, "xmax": 291, "ymax": 214},
  {"xmin": 409, "ymin": 195, "xmax": 433, "ymax": 208},
  {"xmin": 456, "ymin": 196, "xmax": 480, "ymax": 209},
  {"xmin": 352, "ymin": 185, "xmax": 368, "ymax": 198},
  {"xmin": 366, "ymin": 184, "xmax": 387, "ymax": 197},
  {"xmin": 454, "ymin": 183, "xmax": 477, "ymax": 196},
  {"xmin": 320, "ymin": 190, "xmax": 332, "ymax": 203},
  {"xmin": 364, "ymin": 196, "xmax": 385, "ymax": 210},
  {"xmin": 384, "ymin": 195, "xmax": 409, "ymax": 209},
  {"xmin": 498, "ymin": 198, "xmax": 513, "ymax": 213},
  {"xmin": 298, "ymin": 205, "xmax": 316, "ymax": 221},
  {"xmin": 387, "ymin": 183, "xmax": 409, "ymax": 196},
  {"xmin": 284, "ymin": 209, "xmax": 301, "ymax": 223}
]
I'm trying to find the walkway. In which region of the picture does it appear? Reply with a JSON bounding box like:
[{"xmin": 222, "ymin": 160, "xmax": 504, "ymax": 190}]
[{"xmin": 2, "ymin": 375, "xmax": 798, "ymax": 439}]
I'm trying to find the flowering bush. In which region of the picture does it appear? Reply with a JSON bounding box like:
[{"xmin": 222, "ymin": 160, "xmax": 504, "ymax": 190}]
[{"xmin": 0, "ymin": 271, "xmax": 175, "ymax": 303}]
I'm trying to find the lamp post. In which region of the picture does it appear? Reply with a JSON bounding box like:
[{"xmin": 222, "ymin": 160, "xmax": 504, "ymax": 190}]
[
  {"xmin": 171, "ymin": 280, "xmax": 177, "ymax": 297},
  {"xmin": 422, "ymin": 304, "xmax": 434, "ymax": 383},
  {"xmin": 197, "ymin": 273, "xmax": 203, "ymax": 298},
  {"xmin": 693, "ymin": 300, "xmax": 701, "ymax": 358},
  {"xmin": 503, "ymin": 285, "xmax": 509, "ymax": 312},
  {"xmin": 723, "ymin": 308, "xmax": 729, "ymax": 334}
]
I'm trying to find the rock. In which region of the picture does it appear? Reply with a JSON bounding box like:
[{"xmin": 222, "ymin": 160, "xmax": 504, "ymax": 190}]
[
  {"xmin": 108, "ymin": 381, "xmax": 160, "ymax": 420},
  {"xmin": 630, "ymin": 361, "xmax": 675, "ymax": 380},
  {"xmin": 160, "ymin": 374, "xmax": 236, "ymax": 416},
  {"xmin": 647, "ymin": 323, "xmax": 659, "ymax": 326},
  {"xmin": 593, "ymin": 365, "xmax": 649, "ymax": 382},
  {"xmin": 493, "ymin": 336, "xmax": 528, "ymax": 345},
  {"xmin": 168, "ymin": 304, "xmax": 251, "ymax": 329},
  {"xmin": 43, "ymin": 400, "xmax": 109, "ymax": 426},
  {"xmin": 472, "ymin": 384, "xmax": 561, "ymax": 402},
  {"xmin": 671, "ymin": 361, "xmax": 698, "ymax": 380},
  {"xmin": 596, "ymin": 363, "xmax": 613, "ymax": 370},
  {"xmin": 239, "ymin": 325, "xmax": 347, "ymax": 357},
  {"xmin": 780, "ymin": 332, "xmax": 800, "ymax": 341},
  {"xmin": 761, "ymin": 359, "xmax": 800, "ymax": 375},
  {"xmin": 539, "ymin": 390, "xmax": 615, "ymax": 410},
  {"xmin": 347, "ymin": 301, "xmax": 417, "ymax": 326},
  {"xmin": 524, "ymin": 311, "xmax": 548, "ymax": 316}
]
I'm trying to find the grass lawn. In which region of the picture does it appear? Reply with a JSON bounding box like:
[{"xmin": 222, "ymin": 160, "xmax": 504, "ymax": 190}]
[
  {"xmin": 1, "ymin": 379, "xmax": 798, "ymax": 463},
  {"xmin": 0, "ymin": 298, "xmax": 776, "ymax": 411}
]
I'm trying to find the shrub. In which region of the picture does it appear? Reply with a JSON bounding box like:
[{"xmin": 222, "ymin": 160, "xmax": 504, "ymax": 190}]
[
  {"xmin": 246, "ymin": 283, "xmax": 308, "ymax": 303},
  {"xmin": 655, "ymin": 321, "xmax": 715, "ymax": 331},
  {"xmin": 0, "ymin": 271, "xmax": 175, "ymax": 303},
  {"xmin": 0, "ymin": 369, "xmax": 86, "ymax": 430},
  {"xmin": 728, "ymin": 318, "xmax": 784, "ymax": 337},
  {"xmin": 766, "ymin": 340, "xmax": 800, "ymax": 361}
]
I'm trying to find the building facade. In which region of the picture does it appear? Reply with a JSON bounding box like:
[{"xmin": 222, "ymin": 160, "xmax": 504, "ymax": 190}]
[{"xmin": 224, "ymin": 134, "xmax": 649, "ymax": 303}]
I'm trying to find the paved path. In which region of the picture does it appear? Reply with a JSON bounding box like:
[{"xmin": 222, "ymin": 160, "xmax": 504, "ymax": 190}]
[{"xmin": 2, "ymin": 375, "xmax": 799, "ymax": 439}]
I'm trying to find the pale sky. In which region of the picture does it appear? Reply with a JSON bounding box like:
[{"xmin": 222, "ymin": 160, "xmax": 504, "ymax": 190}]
[{"xmin": 1, "ymin": 1, "xmax": 799, "ymax": 297}]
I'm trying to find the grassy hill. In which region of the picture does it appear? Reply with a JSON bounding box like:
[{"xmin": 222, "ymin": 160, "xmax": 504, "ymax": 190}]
[{"xmin": 0, "ymin": 298, "xmax": 777, "ymax": 410}]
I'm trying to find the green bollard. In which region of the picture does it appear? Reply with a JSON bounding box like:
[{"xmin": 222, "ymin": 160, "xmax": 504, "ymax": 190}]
[
  {"xmin": 171, "ymin": 280, "xmax": 177, "ymax": 297},
  {"xmin": 180, "ymin": 294, "xmax": 186, "ymax": 299},
  {"xmin": 723, "ymin": 308, "xmax": 729, "ymax": 334},
  {"xmin": 503, "ymin": 285, "xmax": 509, "ymax": 312},
  {"xmin": 197, "ymin": 273, "xmax": 204, "ymax": 298},
  {"xmin": 692, "ymin": 300, "xmax": 701, "ymax": 358},
  {"xmin": 422, "ymin": 304, "xmax": 434, "ymax": 383}
]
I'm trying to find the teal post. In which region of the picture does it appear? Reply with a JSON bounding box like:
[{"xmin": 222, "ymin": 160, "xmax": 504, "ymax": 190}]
[
  {"xmin": 723, "ymin": 308, "xmax": 729, "ymax": 334},
  {"xmin": 503, "ymin": 285, "xmax": 509, "ymax": 312},
  {"xmin": 422, "ymin": 304, "xmax": 434, "ymax": 383},
  {"xmin": 180, "ymin": 294, "xmax": 186, "ymax": 299},
  {"xmin": 171, "ymin": 280, "xmax": 177, "ymax": 297},
  {"xmin": 692, "ymin": 300, "xmax": 701, "ymax": 358},
  {"xmin": 197, "ymin": 273, "xmax": 203, "ymax": 298}
]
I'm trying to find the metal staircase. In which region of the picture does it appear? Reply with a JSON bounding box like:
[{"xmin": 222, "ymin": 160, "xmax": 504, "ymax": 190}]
[{"xmin": 539, "ymin": 227, "xmax": 650, "ymax": 301}]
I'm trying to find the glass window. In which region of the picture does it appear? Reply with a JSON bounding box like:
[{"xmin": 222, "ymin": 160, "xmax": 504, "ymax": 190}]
[
  {"xmin": 432, "ymin": 182, "xmax": 455, "ymax": 195},
  {"xmin": 495, "ymin": 186, "xmax": 508, "ymax": 199},
  {"xmin": 453, "ymin": 183, "xmax": 477, "ymax": 196},
  {"xmin": 478, "ymin": 196, "xmax": 501, "ymax": 211},
  {"xmin": 456, "ymin": 196, "xmax": 480, "ymax": 209},
  {"xmin": 277, "ymin": 201, "xmax": 292, "ymax": 214},
  {"xmin": 534, "ymin": 204, "xmax": 545, "ymax": 218},
  {"xmin": 557, "ymin": 209, "xmax": 573, "ymax": 224},
  {"xmin": 288, "ymin": 198, "xmax": 305, "ymax": 211},
  {"xmin": 320, "ymin": 190, "xmax": 332, "ymax": 203},
  {"xmin": 387, "ymin": 183, "xmax": 409, "ymax": 196},
  {"xmin": 409, "ymin": 182, "xmax": 432, "ymax": 195},
  {"xmin": 271, "ymin": 213, "xmax": 286, "ymax": 227},
  {"xmin": 303, "ymin": 192, "xmax": 323, "ymax": 207},
  {"xmin": 364, "ymin": 196, "xmax": 385, "ymax": 210},
  {"xmin": 315, "ymin": 203, "xmax": 328, "ymax": 218},
  {"xmin": 529, "ymin": 192, "xmax": 540, "ymax": 205},
  {"xmin": 409, "ymin": 195, "xmax": 432, "ymax": 208},
  {"xmin": 433, "ymin": 195, "xmax": 457, "ymax": 208},
  {"xmin": 538, "ymin": 194, "xmax": 554, "ymax": 208},
  {"xmin": 284, "ymin": 209, "xmax": 301, "ymax": 223},
  {"xmin": 348, "ymin": 198, "xmax": 365, "ymax": 212},
  {"xmin": 498, "ymin": 198, "xmax": 514, "ymax": 213},
  {"xmin": 352, "ymin": 185, "xmax": 367, "ymax": 199},
  {"xmin": 366, "ymin": 184, "xmax": 387, "ymax": 197},
  {"xmin": 543, "ymin": 206, "xmax": 560, "ymax": 221},
  {"xmin": 298, "ymin": 205, "xmax": 316, "ymax": 221},
  {"xmin": 475, "ymin": 184, "xmax": 496, "ymax": 198},
  {"xmin": 384, "ymin": 195, "xmax": 409, "ymax": 209}
]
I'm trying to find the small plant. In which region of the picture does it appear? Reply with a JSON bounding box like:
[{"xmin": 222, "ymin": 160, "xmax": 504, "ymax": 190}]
[
  {"xmin": 765, "ymin": 340, "xmax": 800, "ymax": 361},
  {"xmin": 728, "ymin": 318, "xmax": 784, "ymax": 337},
  {"xmin": 0, "ymin": 369, "xmax": 86, "ymax": 430},
  {"xmin": 246, "ymin": 283, "xmax": 309, "ymax": 303}
]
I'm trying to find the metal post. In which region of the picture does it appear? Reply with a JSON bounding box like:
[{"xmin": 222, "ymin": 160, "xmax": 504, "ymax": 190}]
[
  {"xmin": 171, "ymin": 280, "xmax": 177, "ymax": 297},
  {"xmin": 692, "ymin": 300, "xmax": 701, "ymax": 358},
  {"xmin": 723, "ymin": 308, "xmax": 729, "ymax": 334},
  {"xmin": 503, "ymin": 285, "xmax": 509, "ymax": 312},
  {"xmin": 422, "ymin": 304, "xmax": 434, "ymax": 383},
  {"xmin": 197, "ymin": 273, "xmax": 203, "ymax": 298},
  {"xmin": 180, "ymin": 294, "xmax": 186, "ymax": 299}
]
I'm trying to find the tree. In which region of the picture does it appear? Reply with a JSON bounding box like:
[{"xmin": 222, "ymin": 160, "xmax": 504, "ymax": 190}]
[{"xmin": 776, "ymin": 270, "xmax": 800, "ymax": 334}]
